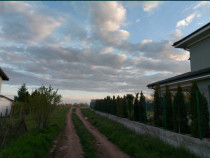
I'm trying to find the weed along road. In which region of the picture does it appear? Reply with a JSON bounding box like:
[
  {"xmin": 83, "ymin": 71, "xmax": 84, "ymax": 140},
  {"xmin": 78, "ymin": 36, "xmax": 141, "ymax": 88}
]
[
  {"xmin": 76, "ymin": 108, "xmax": 131, "ymax": 158},
  {"xmin": 49, "ymin": 108, "xmax": 84, "ymax": 158}
]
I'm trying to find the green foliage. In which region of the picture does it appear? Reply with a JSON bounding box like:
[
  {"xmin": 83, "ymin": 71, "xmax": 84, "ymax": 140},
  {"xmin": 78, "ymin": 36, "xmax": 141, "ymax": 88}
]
[
  {"xmin": 139, "ymin": 91, "xmax": 147, "ymax": 123},
  {"xmin": 134, "ymin": 93, "xmax": 139, "ymax": 121},
  {"xmin": 116, "ymin": 95, "xmax": 123, "ymax": 117},
  {"xmin": 14, "ymin": 84, "xmax": 30, "ymax": 103},
  {"xmin": 190, "ymin": 82, "xmax": 209, "ymax": 138},
  {"xmin": 29, "ymin": 86, "xmax": 62, "ymax": 129},
  {"xmin": 72, "ymin": 112, "xmax": 98, "ymax": 158},
  {"xmin": 173, "ymin": 85, "xmax": 188, "ymax": 133},
  {"xmin": 154, "ymin": 84, "xmax": 163, "ymax": 127},
  {"xmin": 14, "ymin": 84, "xmax": 30, "ymax": 113},
  {"xmin": 126, "ymin": 94, "xmax": 134, "ymax": 120},
  {"xmin": 81, "ymin": 109, "xmax": 199, "ymax": 158},
  {"xmin": 165, "ymin": 86, "xmax": 173, "ymax": 130},
  {"xmin": 0, "ymin": 107, "xmax": 69, "ymax": 158},
  {"xmin": 122, "ymin": 95, "xmax": 128, "ymax": 118}
]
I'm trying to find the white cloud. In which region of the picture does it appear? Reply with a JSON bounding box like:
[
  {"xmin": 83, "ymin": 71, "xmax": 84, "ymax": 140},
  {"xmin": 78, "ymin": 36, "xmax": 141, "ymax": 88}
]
[
  {"xmin": 176, "ymin": 12, "xmax": 201, "ymax": 28},
  {"xmin": 194, "ymin": 1, "xmax": 210, "ymax": 9},
  {"xmin": 0, "ymin": 2, "xmax": 62, "ymax": 44},
  {"xmin": 136, "ymin": 19, "xmax": 140, "ymax": 23},
  {"xmin": 91, "ymin": 2, "xmax": 129, "ymax": 45},
  {"xmin": 141, "ymin": 39, "xmax": 153, "ymax": 44},
  {"xmin": 141, "ymin": 1, "xmax": 162, "ymax": 12}
]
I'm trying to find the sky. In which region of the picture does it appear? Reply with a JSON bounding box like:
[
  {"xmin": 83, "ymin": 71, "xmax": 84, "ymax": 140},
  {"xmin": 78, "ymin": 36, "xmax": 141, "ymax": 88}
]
[{"xmin": 0, "ymin": 1, "xmax": 210, "ymax": 104}]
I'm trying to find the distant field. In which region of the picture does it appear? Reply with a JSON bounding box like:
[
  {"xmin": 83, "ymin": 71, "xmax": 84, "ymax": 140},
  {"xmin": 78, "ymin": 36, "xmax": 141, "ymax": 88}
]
[{"xmin": 81, "ymin": 108, "xmax": 199, "ymax": 158}]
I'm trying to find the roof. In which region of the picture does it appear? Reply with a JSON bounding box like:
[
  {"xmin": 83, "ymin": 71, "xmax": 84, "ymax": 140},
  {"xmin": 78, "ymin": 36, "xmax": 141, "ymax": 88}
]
[
  {"xmin": 173, "ymin": 22, "xmax": 210, "ymax": 49},
  {"xmin": 0, "ymin": 68, "xmax": 9, "ymax": 80},
  {"xmin": 147, "ymin": 67, "xmax": 210, "ymax": 89},
  {"xmin": 0, "ymin": 95, "xmax": 14, "ymax": 102}
]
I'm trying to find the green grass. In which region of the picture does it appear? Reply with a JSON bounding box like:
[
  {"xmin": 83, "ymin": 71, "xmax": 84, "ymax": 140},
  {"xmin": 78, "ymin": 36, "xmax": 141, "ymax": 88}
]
[
  {"xmin": 81, "ymin": 108, "xmax": 200, "ymax": 158},
  {"xmin": 0, "ymin": 107, "xmax": 69, "ymax": 158},
  {"xmin": 72, "ymin": 110, "xmax": 98, "ymax": 158}
]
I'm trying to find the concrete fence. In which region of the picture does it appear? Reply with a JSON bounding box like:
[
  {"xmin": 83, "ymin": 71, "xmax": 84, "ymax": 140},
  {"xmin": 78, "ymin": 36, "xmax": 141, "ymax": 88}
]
[{"xmin": 94, "ymin": 110, "xmax": 210, "ymax": 158}]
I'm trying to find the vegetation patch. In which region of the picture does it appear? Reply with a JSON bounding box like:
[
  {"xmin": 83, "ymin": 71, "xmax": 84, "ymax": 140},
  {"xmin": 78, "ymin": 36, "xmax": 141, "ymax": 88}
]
[
  {"xmin": 0, "ymin": 107, "xmax": 69, "ymax": 158},
  {"xmin": 81, "ymin": 108, "xmax": 200, "ymax": 158},
  {"xmin": 72, "ymin": 110, "xmax": 98, "ymax": 158}
]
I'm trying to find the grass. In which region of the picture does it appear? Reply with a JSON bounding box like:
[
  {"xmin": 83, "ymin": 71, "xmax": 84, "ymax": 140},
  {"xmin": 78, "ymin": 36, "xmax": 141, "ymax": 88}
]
[
  {"xmin": 81, "ymin": 108, "xmax": 200, "ymax": 158},
  {"xmin": 0, "ymin": 107, "xmax": 69, "ymax": 158},
  {"xmin": 72, "ymin": 110, "xmax": 98, "ymax": 158}
]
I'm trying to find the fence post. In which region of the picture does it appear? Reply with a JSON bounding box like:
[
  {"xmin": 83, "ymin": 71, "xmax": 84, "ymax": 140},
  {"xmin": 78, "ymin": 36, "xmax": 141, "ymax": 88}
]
[
  {"xmin": 144, "ymin": 97, "xmax": 147, "ymax": 124},
  {"xmin": 196, "ymin": 90, "xmax": 202, "ymax": 140},
  {"xmin": 163, "ymin": 94, "xmax": 167, "ymax": 130}
]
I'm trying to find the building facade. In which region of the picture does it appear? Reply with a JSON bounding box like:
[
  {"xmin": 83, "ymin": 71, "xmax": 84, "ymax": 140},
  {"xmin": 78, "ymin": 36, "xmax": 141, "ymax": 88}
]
[{"xmin": 147, "ymin": 22, "xmax": 210, "ymax": 113}]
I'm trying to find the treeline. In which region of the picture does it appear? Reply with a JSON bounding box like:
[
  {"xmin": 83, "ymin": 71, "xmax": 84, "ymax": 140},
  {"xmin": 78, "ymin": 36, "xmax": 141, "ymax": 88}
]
[
  {"xmin": 93, "ymin": 92, "xmax": 147, "ymax": 123},
  {"xmin": 91, "ymin": 81, "xmax": 210, "ymax": 139}
]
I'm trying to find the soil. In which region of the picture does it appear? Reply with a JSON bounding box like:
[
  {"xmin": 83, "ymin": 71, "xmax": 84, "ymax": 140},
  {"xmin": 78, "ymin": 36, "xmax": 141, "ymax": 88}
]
[
  {"xmin": 49, "ymin": 108, "xmax": 84, "ymax": 158},
  {"xmin": 76, "ymin": 108, "xmax": 131, "ymax": 158}
]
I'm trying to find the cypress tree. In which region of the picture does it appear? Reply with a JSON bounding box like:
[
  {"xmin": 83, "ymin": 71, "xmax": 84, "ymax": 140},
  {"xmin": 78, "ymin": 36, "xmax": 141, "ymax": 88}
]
[
  {"xmin": 126, "ymin": 94, "xmax": 134, "ymax": 120},
  {"xmin": 116, "ymin": 96, "xmax": 123, "ymax": 117},
  {"xmin": 165, "ymin": 85, "xmax": 173, "ymax": 130},
  {"xmin": 134, "ymin": 93, "xmax": 139, "ymax": 121},
  {"xmin": 173, "ymin": 85, "xmax": 188, "ymax": 133},
  {"xmin": 190, "ymin": 82, "xmax": 209, "ymax": 137},
  {"xmin": 154, "ymin": 84, "xmax": 163, "ymax": 127},
  {"xmin": 112, "ymin": 96, "xmax": 117, "ymax": 115},
  {"xmin": 139, "ymin": 91, "xmax": 147, "ymax": 123},
  {"xmin": 122, "ymin": 95, "xmax": 128, "ymax": 118}
]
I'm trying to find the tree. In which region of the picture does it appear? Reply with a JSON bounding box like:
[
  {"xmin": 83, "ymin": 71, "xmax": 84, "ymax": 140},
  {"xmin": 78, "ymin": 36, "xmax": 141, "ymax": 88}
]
[
  {"xmin": 134, "ymin": 93, "xmax": 139, "ymax": 121},
  {"xmin": 154, "ymin": 84, "xmax": 163, "ymax": 127},
  {"xmin": 126, "ymin": 94, "xmax": 134, "ymax": 120},
  {"xmin": 139, "ymin": 91, "xmax": 147, "ymax": 123},
  {"xmin": 122, "ymin": 95, "xmax": 128, "ymax": 118},
  {"xmin": 14, "ymin": 84, "xmax": 30, "ymax": 103},
  {"xmin": 190, "ymin": 82, "xmax": 209, "ymax": 138},
  {"xmin": 112, "ymin": 96, "xmax": 117, "ymax": 115},
  {"xmin": 29, "ymin": 86, "xmax": 61, "ymax": 129},
  {"xmin": 14, "ymin": 84, "xmax": 30, "ymax": 114},
  {"xmin": 173, "ymin": 85, "xmax": 188, "ymax": 133},
  {"xmin": 165, "ymin": 85, "xmax": 173, "ymax": 130},
  {"xmin": 116, "ymin": 96, "xmax": 123, "ymax": 117}
]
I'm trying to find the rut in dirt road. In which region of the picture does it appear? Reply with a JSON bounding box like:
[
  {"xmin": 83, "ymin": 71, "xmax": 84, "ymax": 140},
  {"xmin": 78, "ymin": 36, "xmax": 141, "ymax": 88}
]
[
  {"xmin": 76, "ymin": 108, "xmax": 131, "ymax": 158},
  {"xmin": 50, "ymin": 108, "xmax": 84, "ymax": 158}
]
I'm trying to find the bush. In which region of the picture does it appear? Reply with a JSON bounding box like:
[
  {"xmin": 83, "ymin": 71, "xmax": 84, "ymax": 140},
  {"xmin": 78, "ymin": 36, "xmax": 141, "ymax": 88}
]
[{"xmin": 29, "ymin": 86, "xmax": 61, "ymax": 129}]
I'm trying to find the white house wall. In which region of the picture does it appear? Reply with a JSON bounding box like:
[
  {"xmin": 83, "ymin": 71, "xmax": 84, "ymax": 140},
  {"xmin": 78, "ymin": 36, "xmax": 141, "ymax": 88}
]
[
  {"xmin": 0, "ymin": 98, "xmax": 12, "ymax": 116},
  {"xmin": 190, "ymin": 36, "xmax": 210, "ymax": 71}
]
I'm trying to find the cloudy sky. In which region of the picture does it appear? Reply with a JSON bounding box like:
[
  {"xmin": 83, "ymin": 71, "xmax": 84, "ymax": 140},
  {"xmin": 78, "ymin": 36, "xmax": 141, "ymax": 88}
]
[{"xmin": 0, "ymin": 1, "xmax": 210, "ymax": 103}]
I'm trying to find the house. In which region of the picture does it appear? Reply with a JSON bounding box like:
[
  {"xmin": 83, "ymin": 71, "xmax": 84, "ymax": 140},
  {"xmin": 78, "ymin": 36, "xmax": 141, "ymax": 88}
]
[
  {"xmin": 0, "ymin": 68, "xmax": 11, "ymax": 115},
  {"xmin": 147, "ymin": 22, "xmax": 210, "ymax": 113}
]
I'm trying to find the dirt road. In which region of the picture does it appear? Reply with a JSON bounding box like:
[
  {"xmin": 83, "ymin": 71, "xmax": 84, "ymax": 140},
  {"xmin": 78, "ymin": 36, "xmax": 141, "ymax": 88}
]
[
  {"xmin": 49, "ymin": 108, "xmax": 84, "ymax": 158},
  {"xmin": 76, "ymin": 108, "xmax": 130, "ymax": 158}
]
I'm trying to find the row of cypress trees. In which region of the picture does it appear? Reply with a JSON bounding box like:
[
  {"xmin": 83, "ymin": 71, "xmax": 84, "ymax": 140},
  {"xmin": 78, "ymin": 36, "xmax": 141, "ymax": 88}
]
[
  {"xmin": 94, "ymin": 93, "xmax": 147, "ymax": 122},
  {"xmin": 154, "ymin": 81, "xmax": 209, "ymax": 137}
]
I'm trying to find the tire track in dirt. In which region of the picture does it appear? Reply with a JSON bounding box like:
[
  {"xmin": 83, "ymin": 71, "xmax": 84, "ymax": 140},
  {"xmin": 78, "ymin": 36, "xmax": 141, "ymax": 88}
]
[
  {"xmin": 49, "ymin": 108, "xmax": 84, "ymax": 158},
  {"xmin": 76, "ymin": 108, "xmax": 131, "ymax": 158}
]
